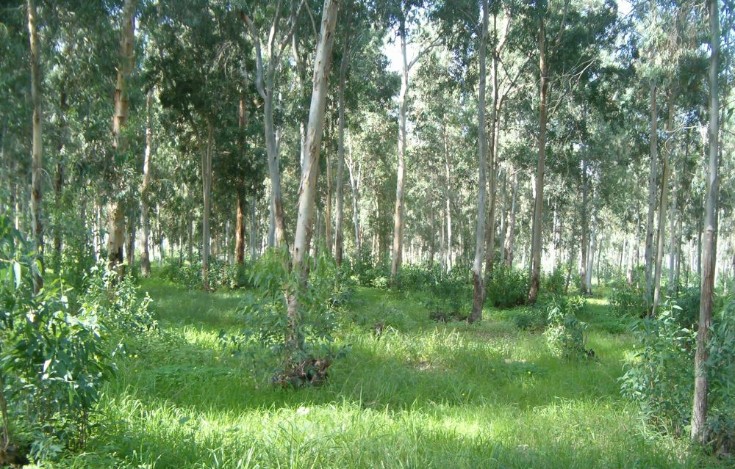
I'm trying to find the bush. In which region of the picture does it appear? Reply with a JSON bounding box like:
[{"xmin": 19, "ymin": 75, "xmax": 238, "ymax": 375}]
[
  {"xmin": 544, "ymin": 265, "xmax": 566, "ymax": 295},
  {"xmin": 0, "ymin": 216, "xmax": 155, "ymax": 463},
  {"xmin": 543, "ymin": 295, "xmax": 589, "ymax": 360},
  {"xmin": 236, "ymin": 249, "xmax": 350, "ymax": 380},
  {"xmin": 610, "ymin": 283, "xmax": 648, "ymax": 317},
  {"xmin": 512, "ymin": 307, "xmax": 547, "ymax": 331},
  {"xmin": 486, "ymin": 266, "xmax": 529, "ymax": 308},
  {"xmin": 620, "ymin": 299, "xmax": 735, "ymax": 452}
]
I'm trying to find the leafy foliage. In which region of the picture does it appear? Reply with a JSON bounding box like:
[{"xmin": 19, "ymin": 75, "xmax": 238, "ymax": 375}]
[
  {"xmin": 486, "ymin": 266, "xmax": 529, "ymax": 308},
  {"xmin": 543, "ymin": 295, "xmax": 590, "ymax": 360},
  {"xmin": 0, "ymin": 216, "xmax": 155, "ymax": 463},
  {"xmin": 620, "ymin": 298, "xmax": 735, "ymax": 452},
  {"xmin": 236, "ymin": 249, "xmax": 351, "ymax": 377}
]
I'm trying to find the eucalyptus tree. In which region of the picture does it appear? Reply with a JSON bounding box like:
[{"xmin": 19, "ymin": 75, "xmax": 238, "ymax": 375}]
[
  {"xmin": 106, "ymin": 0, "xmax": 138, "ymax": 270},
  {"xmin": 26, "ymin": 0, "xmax": 44, "ymax": 293},
  {"xmin": 379, "ymin": 0, "xmax": 438, "ymax": 283},
  {"xmin": 240, "ymin": 0, "xmax": 303, "ymax": 248},
  {"xmin": 691, "ymin": 0, "xmax": 720, "ymax": 445},
  {"xmin": 285, "ymin": 0, "xmax": 339, "ymax": 357}
]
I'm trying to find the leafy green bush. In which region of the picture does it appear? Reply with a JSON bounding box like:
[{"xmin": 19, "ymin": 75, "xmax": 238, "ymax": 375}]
[
  {"xmin": 620, "ymin": 299, "xmax": 735, "ymax": 452},
  {"xmin": 543, "ymin": 296, "xmax": 589, "ymax": 360},
  {"xmin": 511, "ymin": 307, "xmax": 547, "ymax": 331},
  {"xmin": 544, "ymin": 265, "xmax": 567, "ymax": 295},
  {"xmin": 610, "ymin": 283, "xmax": 648, "ymax": 317},
  {"xmin": 486, "ymin": 266, "xmax": 529, "ymax": 308},
  {"xmin": 237, "ymin": 249, "xmax": 349, "ymax": 370},
  {"xmin": 0, "ymin": 216, "xmax": 156, "ymax": 463}
]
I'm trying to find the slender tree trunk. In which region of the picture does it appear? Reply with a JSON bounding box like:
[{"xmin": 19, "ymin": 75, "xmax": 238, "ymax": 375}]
[
  {"xmin": 202, "ymin": 119, "xmax": 214, "ymax": 290},
  {"xmin": 586, "ymin": 223, "xmax": 595, "ymax": 294},
  {"xmin": 325, "ymin": 133, "xmax": 333, "ymax": 253},
  {"xmin": 250, "ymin": 196, "xmax": 258, "ymax": 260},
  {"xmin": 504, "ymin": 171, "xmax": 518, "ymax": 267},
  {"xmin": 140, "ymin": 90, "xmax": 153, "ymax": 276},
  {"xmin": 285, "ymin": 0, "xmax": 339, "ymax": 357},
  {"xmin": 644, "ymin": 83, "xmax": 658, "ymax": 305},
  {"xmin": 580, "ymin": 160, "xmax": 589, "ymax": 294},
  {"xmin": 652, "ymin": 91, "xmax": 674, "ymax": 316},
  {"xmin": 347, "ymin": 141, "xmax": 361, "ymax": 255},
  {"xmin": 443, "ymin": 123, "xmax": 453, "ymax": 271},
  {"xmin": 236, "ymin": 193, "xmax": 246, "ymax": 264},
  {"xmin": 470, "ymin": 0, "xmax": 489, "ymax": 324},
  {"xmin": 53, "ymin": 90, "xmax": 67, "ymax": 273},
  {"xmin": 391, "ymin": 16, "xmax": 409, "ymax": 283},
  {"xmin": 528, "ymin": 17, "xmax": 547, "ymax": 304},
  {"xmin": 27, "ymin": 0, "xmax": 43, "ymax": 293},
  {"xmin": 335, "ymin": 41, "xmax": 349, "ymax": 266},
  {"xmin": 691, "ymin": 0, "xmax": 719, "ymax": 444},
  {"xmin": 107, "ymin": 0, "xmax": 137, "ymax": 271},
  {"xmin": 484, "ymin": 10, "xmax": 502, "ymax": 279},
  {"xmin": 668, "ymin": 178, "xmax": 678, "ymax": 294}
]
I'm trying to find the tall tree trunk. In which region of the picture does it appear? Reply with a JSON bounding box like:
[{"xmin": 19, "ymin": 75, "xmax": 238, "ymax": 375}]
[
  {"xmin": 652, "ymin": 91, "xmax": 674, "ymax": 316},
  {"xmin": 285, "ymin": 0, "xmax": 339, "ymax": 357},
  {"xmin": 644, "ymin": 83, "xmax": 658, "ymax": 305},
  {"xmin": 668, "ymin": 177, "xmax": 678, "ymax": 294},
  {"xmin": 236, "ymin": 193, "xmax": 246, "ymax": 264},
  {"xmin": 528, "ymin": 17, "xmax": 547, "ymax": 304},
  {"xmin": 202, "ymin": 119, "xmax": 214, "ymax": 290},
  {"xmin": 108, "ymin": 0, "xmax": 137, "ymax": 271},
  {"xmin": 27, "ymin": 0, "xmax": 43, "ymax": 294},
  {"xmin": 691, "ymin": 0, "xmax": 719, "ymax": 444},
  {"xmin": 347, "ymin": 141, "xmax": 361, "ymax": 255},
  {"xmin": 140, "ymin": 89, "xmax": 153, "ymax": 276},
  {"xmin": 249, "ymin": 196, "xmax": 258, "ymax": 260},
  {"xmin": 53, "ymin": 89, "xmax": 67, "ymax": 273},
  {"xmin": 443, "ymin": 122, "xmax": 453, "ymax": 271},
  {"xmin": 580, "ymin": 160, "xmax": 589, "ymax": 294},
  {"xmin": 335, "ymin": 41, "xmax": 349, "ymax": 266},
  {"xmin": 325, "ymin": 133, "xmax": 333, "ymax": 253},
  {"xmin": 504, "ymin": 170, "xmax": 518, "ymax": 267},
  {"xmin": 391, "ymin": 16, "xmax": 409, "ymax": 283},
  {"xmin": 470, "ymin": 0, "xmax": 489, "ymax": 324}
]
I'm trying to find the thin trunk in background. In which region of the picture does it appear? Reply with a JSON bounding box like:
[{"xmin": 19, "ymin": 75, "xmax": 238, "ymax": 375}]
[
  {"xmin": 202, "ymin": 120, "xmax": 214, "ymax": 290},
  {"xmin": 644, "ymin": 83, "xmax": 658, "ymax": 306},
  {"xmin": 391, "ymin": 15, "xmax": 409, "ymax": 283},
  {"xmin": 470, "ymin": 0, "xmax": 489, "ymax": 324},
  {"xmin": 140, "ymin": 89, "xmax": 153, "ymax": 276},
  {"xmin": 335, "ymin": 40, "xmax": 349, "ymax": 266},
  {"xmin": 652, "ymin": 91, "xmax": 674, "ymax": 316},
  {"xmin": 528, "ymin": 15, "xmax": 547, "ymax": 304},
  {"xmin": 27, "ymin": 0, "xmax": 43, "ymax": 294}
]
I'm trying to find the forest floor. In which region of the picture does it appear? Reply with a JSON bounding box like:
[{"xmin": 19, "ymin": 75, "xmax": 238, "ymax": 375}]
[{"xmin": 62, "ymin": 279, "xmax": 724, "ymax": 468}]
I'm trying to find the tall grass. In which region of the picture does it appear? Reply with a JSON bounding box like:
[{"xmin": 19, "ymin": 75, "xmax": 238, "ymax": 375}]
[{"xmin": 57, "ymin": 279, "xmax": 722, "ymax": 468}]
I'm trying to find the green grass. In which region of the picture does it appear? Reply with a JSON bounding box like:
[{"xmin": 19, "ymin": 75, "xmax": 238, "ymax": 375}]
[{"xmin": 58, "ymin": 279, "xmax": 723, "ymax": 468}]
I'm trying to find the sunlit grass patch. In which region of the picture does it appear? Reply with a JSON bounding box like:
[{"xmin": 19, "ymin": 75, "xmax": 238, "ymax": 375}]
[{"xmin": 58, "ymin": 282, "xmax": 725, "ymax": 468}]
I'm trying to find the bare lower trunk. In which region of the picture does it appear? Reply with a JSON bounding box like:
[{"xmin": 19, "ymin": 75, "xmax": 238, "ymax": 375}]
[
  {"xmin": 470, "ymin": 0, "xmax": 489, "ymax": 324},
  {"xmin": 27, "ymin": 0, "xmax": 43, "ymax": 293},
  {"xmin": 528, "ymin": 18, "xmax": 547, "ymax": 305},
  {"xmin": 202, "ymin": 120, "xmax": 214, "ymax": 290},
  {"xmin": 335, "ymin": 41, "xmax": 349, "ymax": 266},
  {"xmin": 504, "ymin": 171, "xmax": 517, "ymax": 267},
  {"xmin": 580, "ymin": 160, "xmax": 589, "ymax": 294},
  {"xmin": 391, "ymin": 17, "xmax": 409, "ymax": 283},
  {"xmin": 652, "ymin": 91, "xmax": 674, "ymax": 316},
  {"xmin": 691, "ymin": 0, "xmax": 719, "ymax": 444},
  {"xmin": 236, "ymin": 193, "xmax": 246, "ymax": 264},
  {"xmin": 108, "ymin": 0, "xmax": 137, "ymax": 272},
  {"xmin": 444, "ymin": 124, "xmax": 453, "ymax": 271},
  {"xmin": 644, "ymin": 83, "xmax": 658, "ymax": 305},
  {"xmin": 347, "ymin": 142, "xmax": 361, "ymax": 255},
  {"xmin": 140, "ymin": 90, "xmax": 153, "ymax": 276}
]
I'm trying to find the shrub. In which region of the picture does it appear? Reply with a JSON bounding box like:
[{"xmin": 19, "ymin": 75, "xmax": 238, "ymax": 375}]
[
  {"xmin": 620, "ymin": 299, "xmax": 735, "ymax": 452},
  {"xmin": 486, "ymin": 266, "xmax": 529, "ymax": 308},
  {"xmin": 544, "ymin": 265, "xmax": 566, "ymax": 295},
  {"xmin": 610, "ymin": 283, "xmax": 648, "ymax": 317},
  {"xmin": 512, "ymin": 307, "xmax": 547, "ymax": 331},
  {"xmin": 237, "ymin": 249, "xmax": 349, "ymax": 381},
  {"xmin": 543, "ymin": 295, "xmax": 589, "ymax": 360}
]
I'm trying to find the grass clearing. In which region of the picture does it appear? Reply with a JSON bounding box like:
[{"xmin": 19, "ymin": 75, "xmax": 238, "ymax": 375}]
[{"xmin": 59, "ymin": 279, "xmax": 723, "ymax": 468}]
